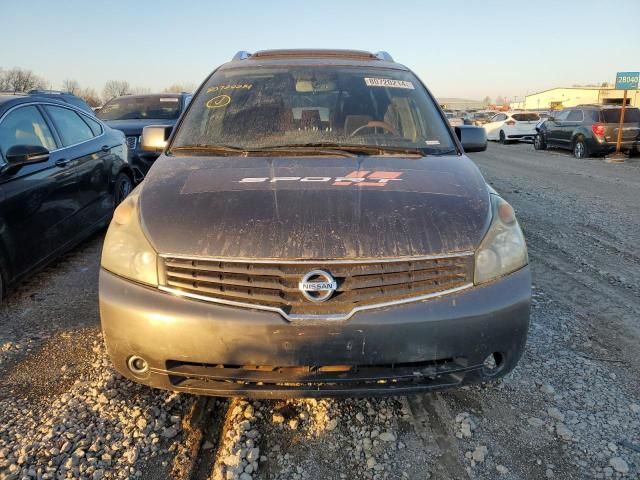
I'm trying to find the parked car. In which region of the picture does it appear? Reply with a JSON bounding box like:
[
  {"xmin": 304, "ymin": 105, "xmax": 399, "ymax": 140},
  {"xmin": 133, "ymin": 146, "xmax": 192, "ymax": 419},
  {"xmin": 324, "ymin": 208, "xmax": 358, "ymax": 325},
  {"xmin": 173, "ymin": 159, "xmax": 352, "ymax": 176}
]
[
  {"xmin": 484, "ymin": 111, "xmax": 540, "ymax": 143},
  {"xmin": 444, "ymin": 111, "xmax": 464, "ymax": 127},
  {"xmin": 0, "ymin": 94, "xmax": 133, "ymax": 300},
  {"xmin": 99, "ymin": 49, "xmax": 529, "ymax": 399},
  {"xmin": 534, "ymin": 111, "xmax": 553, "ymax": 130},
  {"xmin": 0, "ymin": 90, "xmax": 96, "ymax": 115},
  {"xmin": 534, "ymin": 105, "xmax": 640, "ymax": 158},
  {"xmin": 470, "ymin": 111, "xmax": 498, "ymax": 126},
  {"xmin": 97, "ymin": 93, "xmax": 192, "ymax": 181}
]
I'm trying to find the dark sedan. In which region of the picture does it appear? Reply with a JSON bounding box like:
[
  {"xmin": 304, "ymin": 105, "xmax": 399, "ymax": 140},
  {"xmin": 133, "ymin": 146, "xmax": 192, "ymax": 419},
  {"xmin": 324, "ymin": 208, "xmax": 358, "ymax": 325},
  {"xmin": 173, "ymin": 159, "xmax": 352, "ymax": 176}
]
[
  {"xmin": 0, "ymin": 95, "xmax": 133, "ymax": 299},
  {"xmin": 97, "ymin": 93, "xmax": 192, "ymax": 181}
]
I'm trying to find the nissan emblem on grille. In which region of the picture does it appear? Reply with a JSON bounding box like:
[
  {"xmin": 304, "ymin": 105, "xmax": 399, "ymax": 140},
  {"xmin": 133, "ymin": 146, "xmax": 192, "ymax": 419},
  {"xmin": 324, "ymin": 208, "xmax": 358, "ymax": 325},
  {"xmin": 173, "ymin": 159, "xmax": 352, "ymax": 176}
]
[{"xmin": 298, "ymin": 270, "xmax": 337, "ymax": 303}]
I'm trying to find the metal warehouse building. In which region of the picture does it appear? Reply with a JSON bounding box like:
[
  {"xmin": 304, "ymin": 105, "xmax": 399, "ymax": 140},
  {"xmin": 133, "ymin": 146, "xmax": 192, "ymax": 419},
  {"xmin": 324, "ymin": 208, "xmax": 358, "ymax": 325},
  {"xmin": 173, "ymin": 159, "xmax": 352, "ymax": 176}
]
[{"xmin": 513, "ymin": 87, "xmax": 640, "ymax": 110}]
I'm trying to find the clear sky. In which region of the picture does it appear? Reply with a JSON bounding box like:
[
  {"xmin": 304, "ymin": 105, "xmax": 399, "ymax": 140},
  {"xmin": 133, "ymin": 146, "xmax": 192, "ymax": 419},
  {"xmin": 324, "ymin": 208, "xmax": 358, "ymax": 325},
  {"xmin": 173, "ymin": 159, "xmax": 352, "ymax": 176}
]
[{"xmin": 1, "ymin": 0, "xmax": 638, "ymax": 101}]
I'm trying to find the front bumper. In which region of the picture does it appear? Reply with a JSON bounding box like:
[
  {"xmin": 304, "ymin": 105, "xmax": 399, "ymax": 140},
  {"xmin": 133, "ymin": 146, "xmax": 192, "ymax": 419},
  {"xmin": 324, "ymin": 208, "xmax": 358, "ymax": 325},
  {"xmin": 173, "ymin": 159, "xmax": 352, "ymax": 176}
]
[{"xmin": 99, "ymin": 266, "xmax": 531, "ymax": 398}]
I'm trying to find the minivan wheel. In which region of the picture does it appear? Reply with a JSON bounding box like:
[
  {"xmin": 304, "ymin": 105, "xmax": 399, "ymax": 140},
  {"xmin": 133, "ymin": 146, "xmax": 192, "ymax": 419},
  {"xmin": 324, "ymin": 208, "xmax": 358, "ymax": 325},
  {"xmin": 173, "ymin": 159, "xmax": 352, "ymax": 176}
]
[
  {"xmin": 534, "ymin": 133, "xmax": 547, "ymax": 150},
  {"xmin": 114, "ymin": 172, "xmax": 133, "ymax": 207},
  {"xmin": 499, "ymin": 130, "xmax": 507, "ymax": 144},
  {"xmin": 573, "ymin": 138, "xmax": 588, "ymax": 159}
]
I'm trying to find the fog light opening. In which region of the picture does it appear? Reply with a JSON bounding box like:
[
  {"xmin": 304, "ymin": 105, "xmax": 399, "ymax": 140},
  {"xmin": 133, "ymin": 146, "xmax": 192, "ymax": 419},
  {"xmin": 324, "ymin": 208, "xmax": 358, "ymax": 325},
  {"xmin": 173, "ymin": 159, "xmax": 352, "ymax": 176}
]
[
  {"xmin": 482, "ymin": 352, "xmax": 504, "ymax": 376},
  {"xmin": 127, "ymin": 355, "xmax": 149, "ymax": 375}
]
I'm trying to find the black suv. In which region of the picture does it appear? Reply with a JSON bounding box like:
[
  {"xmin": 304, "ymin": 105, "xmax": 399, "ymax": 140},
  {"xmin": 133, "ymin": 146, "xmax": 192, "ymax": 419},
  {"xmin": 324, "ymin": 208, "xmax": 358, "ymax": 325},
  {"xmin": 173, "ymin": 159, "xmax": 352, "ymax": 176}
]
[
  {"xmin": 97, "ymin": 93, "xmax": 192, "ymax": 181},
  {"xmin": 534, "ymin": 105, "xmax": 640, "ymax": 158}
]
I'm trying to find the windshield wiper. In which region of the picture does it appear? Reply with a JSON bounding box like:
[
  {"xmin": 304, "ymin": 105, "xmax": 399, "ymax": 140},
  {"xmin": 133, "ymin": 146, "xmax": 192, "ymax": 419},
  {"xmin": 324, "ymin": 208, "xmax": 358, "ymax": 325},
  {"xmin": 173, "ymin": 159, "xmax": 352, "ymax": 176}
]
[
  {"xmin": 255, "ymin": 143, "xmax": 425, "ymax": 157},
  {"xmin": 169, "ymin": 144, "xmax": 248, "ymax": 156},
  {"xmin": 169, "ymin": 143, "xmax": 438, "ymax": 157},
  {"xmin": 428, "ymin": 148, "xmax": 458, "ymax": 156},
  {"xmin": 170, "ymin": 143, "xmax": 359, "ymax": 158},
  {"xmin": 169, "ymin": 144, "xmax": 355, "ymax": 158}
]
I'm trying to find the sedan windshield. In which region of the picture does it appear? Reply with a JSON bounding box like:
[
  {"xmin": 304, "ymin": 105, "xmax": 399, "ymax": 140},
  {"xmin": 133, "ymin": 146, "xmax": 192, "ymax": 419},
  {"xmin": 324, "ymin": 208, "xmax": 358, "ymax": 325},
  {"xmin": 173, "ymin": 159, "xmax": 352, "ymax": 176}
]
[
  {"xmin": 172, "ymin": 66, "xmax": 456, "ymax": 154},
  {"xmin": 97, "ymin": 96, "xmax": 181, "ymax": 121}
]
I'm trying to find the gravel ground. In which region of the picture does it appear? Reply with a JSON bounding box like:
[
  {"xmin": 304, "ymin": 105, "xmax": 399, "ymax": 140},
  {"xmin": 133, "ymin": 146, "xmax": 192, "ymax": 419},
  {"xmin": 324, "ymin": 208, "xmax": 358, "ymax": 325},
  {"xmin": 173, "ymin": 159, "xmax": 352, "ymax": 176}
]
[{"xmin": 0, "ymin": 143, "xmax": 638, "ymax": 479}]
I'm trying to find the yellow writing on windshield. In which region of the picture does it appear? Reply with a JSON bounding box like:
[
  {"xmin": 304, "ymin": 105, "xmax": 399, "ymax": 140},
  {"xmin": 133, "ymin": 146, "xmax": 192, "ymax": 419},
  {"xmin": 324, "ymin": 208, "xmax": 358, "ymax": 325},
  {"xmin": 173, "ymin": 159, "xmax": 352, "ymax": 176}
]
[
  {"xmin": 206, "ymin": 95, "xmax": 232, "ymax": 109},
  {"xmin": 207, "ymin": 84, "xmax": 252, "ymax": 93}
]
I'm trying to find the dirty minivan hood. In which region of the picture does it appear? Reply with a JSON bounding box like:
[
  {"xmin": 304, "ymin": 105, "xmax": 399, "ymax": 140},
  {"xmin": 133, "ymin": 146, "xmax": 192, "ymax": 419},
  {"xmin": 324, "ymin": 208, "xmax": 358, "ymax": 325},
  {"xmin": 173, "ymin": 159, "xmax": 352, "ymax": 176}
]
[{"xmin": 139, "ymin": 155, "xmax": 491, "ymax": 259}]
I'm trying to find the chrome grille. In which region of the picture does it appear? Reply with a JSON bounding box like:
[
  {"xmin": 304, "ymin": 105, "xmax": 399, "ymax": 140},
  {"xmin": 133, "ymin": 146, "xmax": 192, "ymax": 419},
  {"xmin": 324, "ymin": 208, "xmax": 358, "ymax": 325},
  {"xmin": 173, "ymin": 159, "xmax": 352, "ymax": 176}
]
[
  {"xmin": 126, "ymin": 136, "xmax": 137, "ymax": 150},
  {"xmin": 160, "ymin": 254, "xmax": 474, "ymax": 320}
]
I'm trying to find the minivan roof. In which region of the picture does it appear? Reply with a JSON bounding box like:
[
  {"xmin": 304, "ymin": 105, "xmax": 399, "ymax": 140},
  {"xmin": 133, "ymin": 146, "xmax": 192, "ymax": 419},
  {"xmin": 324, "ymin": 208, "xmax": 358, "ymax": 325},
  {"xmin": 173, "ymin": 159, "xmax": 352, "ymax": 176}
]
[{"xmin": 223, "ymin": 49, "xmax": 405, "ymax": 71}]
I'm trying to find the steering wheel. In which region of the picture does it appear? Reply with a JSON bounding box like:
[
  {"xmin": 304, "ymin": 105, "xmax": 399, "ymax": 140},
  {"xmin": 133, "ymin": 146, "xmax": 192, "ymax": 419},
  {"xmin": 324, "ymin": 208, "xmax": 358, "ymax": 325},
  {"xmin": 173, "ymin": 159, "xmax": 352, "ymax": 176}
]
[{"xmin": 349, "ymin": 121, "xmax": 398, "ymax": 137}]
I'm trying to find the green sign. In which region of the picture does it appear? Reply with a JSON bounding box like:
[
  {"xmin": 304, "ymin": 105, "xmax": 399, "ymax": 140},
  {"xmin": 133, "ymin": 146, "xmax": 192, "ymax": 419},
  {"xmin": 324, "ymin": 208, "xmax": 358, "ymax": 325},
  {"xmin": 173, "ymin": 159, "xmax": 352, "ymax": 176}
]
[{"xmin": 615, "ymin": 72, "xmax": 639, "ymax": 90}]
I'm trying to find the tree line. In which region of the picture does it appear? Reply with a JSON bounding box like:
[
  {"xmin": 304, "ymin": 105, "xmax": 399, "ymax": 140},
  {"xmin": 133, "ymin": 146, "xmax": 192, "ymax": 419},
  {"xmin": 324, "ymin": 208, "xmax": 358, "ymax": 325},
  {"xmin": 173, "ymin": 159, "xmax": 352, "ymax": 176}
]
[
  {"xmin": 483, "ymin": 96, "xmax": 508, "ymax": 106},
  {"xmin": 0, "ymin": 67, "xmax": 195, "ymax": 107}
]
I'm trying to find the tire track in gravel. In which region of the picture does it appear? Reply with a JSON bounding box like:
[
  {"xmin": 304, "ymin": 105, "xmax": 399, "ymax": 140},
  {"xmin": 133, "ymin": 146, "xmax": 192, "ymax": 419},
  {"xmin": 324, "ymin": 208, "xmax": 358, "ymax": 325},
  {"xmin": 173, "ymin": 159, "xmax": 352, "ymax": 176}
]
[
  {"xmin": 461, "ymin": 143, "xmax": 640, "ymax": 478},
  {"xmin": 0, "ymin": 233, "xmax": 103, "ymax": 365},
  {"xmin": 406, "ymin": 394, "xmax": 470, "ymax": 479},
  {"xmin": 471, "ymin": 143, "xmax": 640, "ymax": 375}
]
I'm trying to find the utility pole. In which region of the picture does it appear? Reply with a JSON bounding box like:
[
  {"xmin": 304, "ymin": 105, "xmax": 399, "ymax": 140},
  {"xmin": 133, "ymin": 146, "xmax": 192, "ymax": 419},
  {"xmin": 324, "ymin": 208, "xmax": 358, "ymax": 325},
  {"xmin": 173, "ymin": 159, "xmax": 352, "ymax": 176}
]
[
  {"xmin": 614, "ymin": 89, "xmax": 628, "ymax": 155},
  {"xmin": 608, "ymin": 72, "xmax": 639, "ymax": 163}
]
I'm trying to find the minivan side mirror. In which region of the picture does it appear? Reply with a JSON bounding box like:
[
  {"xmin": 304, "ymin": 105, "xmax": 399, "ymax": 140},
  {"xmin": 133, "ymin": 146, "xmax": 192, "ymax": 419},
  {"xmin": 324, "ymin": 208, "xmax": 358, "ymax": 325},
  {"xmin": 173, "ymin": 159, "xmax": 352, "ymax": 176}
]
[
  {"xmin": 454, "ymin": 126, "xmax": 487, "ymax": 152},
  {"xmin": 141, "ymin": 125, "xmax": 173, "ymax": 153},
  {"xmin": 4, "ymin": 144, "xmax": 50, "ymax": 169}
]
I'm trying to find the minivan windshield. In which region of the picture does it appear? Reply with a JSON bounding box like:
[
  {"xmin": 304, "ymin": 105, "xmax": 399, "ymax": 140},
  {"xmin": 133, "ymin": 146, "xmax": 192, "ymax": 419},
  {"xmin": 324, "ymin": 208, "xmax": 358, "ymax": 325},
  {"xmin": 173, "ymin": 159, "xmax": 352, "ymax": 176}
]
[
  {"xmin": 97, "ymin": 96, "xmax": 181, "ymax": 121},
  {"xmin": 171, "ymin": 66, "xmax": 456, "ymax": 155}
]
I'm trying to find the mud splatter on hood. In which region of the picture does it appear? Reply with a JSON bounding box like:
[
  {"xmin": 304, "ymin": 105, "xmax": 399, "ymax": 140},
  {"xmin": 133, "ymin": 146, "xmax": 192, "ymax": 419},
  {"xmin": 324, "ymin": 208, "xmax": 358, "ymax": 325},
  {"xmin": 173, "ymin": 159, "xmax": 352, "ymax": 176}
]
[{"xmin": 139, "ymin": 154, "xmax": 491, "ymax": 259}]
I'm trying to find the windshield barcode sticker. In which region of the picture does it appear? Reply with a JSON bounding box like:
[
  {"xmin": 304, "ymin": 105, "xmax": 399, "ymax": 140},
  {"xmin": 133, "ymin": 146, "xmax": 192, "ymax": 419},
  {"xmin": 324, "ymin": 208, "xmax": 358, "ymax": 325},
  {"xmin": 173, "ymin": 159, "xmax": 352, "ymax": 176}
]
[
  {"xmin": 364, "ymin": 78, "xmax": 414, "ymax": 89},
  {"xmin": 160, "ymin": 98, "xmax": 179, "ymax": 102}
]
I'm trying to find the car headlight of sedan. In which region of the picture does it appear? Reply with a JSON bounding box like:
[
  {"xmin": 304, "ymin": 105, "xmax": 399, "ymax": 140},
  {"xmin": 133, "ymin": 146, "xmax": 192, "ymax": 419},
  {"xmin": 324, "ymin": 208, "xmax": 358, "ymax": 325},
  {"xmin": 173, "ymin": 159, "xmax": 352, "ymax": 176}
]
[
  {"xmin": 101, "ymin": 187, "xmax": 158, "ymax": 286},
  {"xmin": 474, "ymin": 194, "xmax": 528, "ymax": 284}
]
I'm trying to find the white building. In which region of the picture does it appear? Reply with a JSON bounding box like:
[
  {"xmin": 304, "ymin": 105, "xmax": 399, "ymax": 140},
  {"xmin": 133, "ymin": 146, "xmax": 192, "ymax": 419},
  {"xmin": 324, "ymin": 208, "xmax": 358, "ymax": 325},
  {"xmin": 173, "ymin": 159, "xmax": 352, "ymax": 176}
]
[{"xmin": 511, "ymin": 87, "xmax": 640, "ymax": 110}]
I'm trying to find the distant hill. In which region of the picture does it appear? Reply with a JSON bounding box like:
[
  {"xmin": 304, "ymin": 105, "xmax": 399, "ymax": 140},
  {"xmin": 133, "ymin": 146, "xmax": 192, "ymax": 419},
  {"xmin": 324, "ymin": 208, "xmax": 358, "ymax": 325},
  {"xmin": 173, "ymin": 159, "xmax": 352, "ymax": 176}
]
[{"xmin": 437, "ymin": 97, "xmax": 486, "ymax": 109}]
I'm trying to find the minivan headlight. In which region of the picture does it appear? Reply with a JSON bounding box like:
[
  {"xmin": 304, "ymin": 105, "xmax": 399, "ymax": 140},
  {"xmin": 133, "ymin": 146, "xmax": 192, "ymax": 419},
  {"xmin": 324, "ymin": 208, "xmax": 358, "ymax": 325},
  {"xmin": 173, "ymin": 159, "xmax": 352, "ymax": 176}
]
[
  {"xmin": 101, "ymin": 187, "xmax": 158, "ymax": 286},
  {"xmin": 474, "ymin": 194, "xmax": 528, "ymax": 284}
]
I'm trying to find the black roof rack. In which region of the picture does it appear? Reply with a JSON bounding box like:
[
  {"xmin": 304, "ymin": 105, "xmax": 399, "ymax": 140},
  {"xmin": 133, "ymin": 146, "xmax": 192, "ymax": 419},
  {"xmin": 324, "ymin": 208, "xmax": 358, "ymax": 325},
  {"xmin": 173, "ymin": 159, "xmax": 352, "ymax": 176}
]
[
  {"xmin": 231, "ymin": 49, "xmax": 394, "ymax": 62},
  {"xmin": 232, "ymin": 51, "xmax": 251, "ymax": 61}
]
